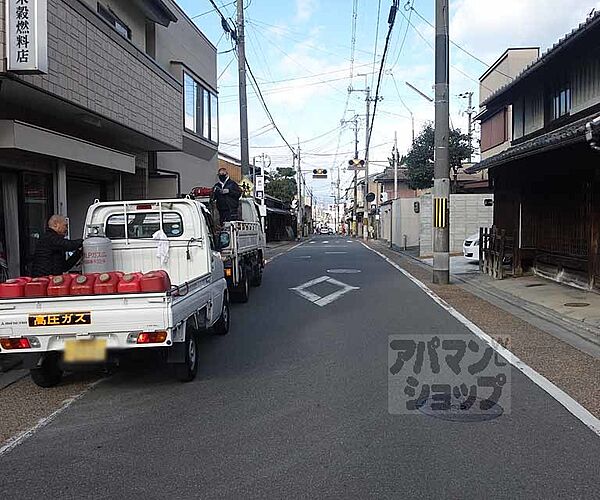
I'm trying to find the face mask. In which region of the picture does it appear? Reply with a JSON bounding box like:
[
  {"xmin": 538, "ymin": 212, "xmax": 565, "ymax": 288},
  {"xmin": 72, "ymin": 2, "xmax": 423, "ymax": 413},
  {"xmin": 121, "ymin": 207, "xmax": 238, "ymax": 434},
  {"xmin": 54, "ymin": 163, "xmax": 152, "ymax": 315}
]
[{"xmin": 218, "ymin": 174, "xmax": 227, "ymax": 182}]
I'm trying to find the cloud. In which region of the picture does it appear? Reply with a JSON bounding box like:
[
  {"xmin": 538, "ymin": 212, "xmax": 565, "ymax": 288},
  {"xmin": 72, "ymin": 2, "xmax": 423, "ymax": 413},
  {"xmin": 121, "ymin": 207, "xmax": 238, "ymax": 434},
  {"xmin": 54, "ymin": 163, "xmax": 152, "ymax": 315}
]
[
  {"xmin": 295, "ymin": 0, "xmax": 318, "ymax": 23},
  {"xmin": 451, "ymin": 0, "xmax": 600, "ymax": 64}
]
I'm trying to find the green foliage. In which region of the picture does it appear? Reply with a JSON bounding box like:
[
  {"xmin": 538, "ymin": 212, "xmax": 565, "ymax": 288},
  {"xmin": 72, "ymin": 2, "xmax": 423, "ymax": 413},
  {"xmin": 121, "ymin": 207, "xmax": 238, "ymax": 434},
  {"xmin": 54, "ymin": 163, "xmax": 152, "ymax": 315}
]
[
  {"xmin": 265, "ymin": 167, "xmax": 297, "ymax": 204},
  {"xmin": 405, "ymin": 123, "xmax": 473, "ymax": 190}
]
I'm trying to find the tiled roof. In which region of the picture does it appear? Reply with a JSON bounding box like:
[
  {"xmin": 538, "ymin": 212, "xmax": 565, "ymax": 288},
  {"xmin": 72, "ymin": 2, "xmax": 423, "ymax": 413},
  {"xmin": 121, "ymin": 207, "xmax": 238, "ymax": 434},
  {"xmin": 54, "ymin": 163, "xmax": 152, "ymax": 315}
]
[
  {"xmin": 481, "ymin": 10, "xmax": 600, "ymax": 107},
  {"xmin": 465, "ymin": 116, "xmax": 591, "ymax": 173}
]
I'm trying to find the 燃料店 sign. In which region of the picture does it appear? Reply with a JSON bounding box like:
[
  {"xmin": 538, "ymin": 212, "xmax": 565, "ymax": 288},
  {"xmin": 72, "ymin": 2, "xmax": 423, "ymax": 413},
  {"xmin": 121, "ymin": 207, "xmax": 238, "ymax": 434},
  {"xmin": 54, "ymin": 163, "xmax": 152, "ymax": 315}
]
[{"xmin": 6, "ymin": 0, "xmax": 48, "ymax": 73}]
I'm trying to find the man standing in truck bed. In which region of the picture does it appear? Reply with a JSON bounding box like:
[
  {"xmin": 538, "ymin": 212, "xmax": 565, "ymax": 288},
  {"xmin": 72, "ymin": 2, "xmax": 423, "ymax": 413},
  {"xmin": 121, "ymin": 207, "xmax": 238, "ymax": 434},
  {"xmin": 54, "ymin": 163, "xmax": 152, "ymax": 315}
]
[{"xmin": 212, "ymin": 167, "xmax": 242, "ymax": 223}]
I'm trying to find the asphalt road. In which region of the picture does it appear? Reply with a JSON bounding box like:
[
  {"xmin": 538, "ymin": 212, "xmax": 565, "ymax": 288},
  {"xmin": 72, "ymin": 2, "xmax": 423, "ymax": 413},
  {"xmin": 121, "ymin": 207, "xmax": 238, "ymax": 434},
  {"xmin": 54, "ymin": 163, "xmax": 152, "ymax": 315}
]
[{"xmin": 1, "ymin": 236, "xmax": 598, "ymax": 499}]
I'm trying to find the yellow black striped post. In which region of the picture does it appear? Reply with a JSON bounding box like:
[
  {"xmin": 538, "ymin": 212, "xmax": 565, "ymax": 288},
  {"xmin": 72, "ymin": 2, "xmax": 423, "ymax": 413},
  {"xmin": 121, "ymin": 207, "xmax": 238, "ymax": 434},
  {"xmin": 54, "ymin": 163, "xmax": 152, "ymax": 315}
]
[{"xmin": 433, "ymin": 197, "xmax": 448, "ymax": 228}]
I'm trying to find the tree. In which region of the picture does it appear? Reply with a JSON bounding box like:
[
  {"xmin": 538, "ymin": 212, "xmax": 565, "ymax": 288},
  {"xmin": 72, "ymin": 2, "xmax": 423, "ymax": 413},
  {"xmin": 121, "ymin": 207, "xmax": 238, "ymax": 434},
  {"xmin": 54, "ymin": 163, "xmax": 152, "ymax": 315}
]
[
  {"xmin": 265, "ymin": 167, "xmax": 297, "ymax": 205},
  {"xmin": 405, "ymin": 123, "xmax": 473, "ymax": 190}
]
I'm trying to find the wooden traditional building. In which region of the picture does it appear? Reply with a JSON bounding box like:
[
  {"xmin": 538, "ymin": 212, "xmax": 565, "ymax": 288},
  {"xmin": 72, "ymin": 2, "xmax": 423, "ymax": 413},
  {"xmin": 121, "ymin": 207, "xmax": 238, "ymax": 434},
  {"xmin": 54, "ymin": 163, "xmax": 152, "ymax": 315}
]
[{"xmin": 467, "ymin": 12, "xmax": 600, "ymax": 290}]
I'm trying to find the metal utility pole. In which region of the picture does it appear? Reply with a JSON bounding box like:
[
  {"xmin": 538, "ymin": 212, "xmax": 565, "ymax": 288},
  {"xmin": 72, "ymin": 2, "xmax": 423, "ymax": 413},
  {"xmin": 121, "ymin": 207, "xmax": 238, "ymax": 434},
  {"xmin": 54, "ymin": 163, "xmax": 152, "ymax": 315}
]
[
  {"xmin": 236, "ymin": 0, "xmax": 250, "ymax": 176},
  {"xmin": 364, "ymin": 87, "xmax": 371, "ymax": 239},
  {"xmin": 433, "ymin": 0, "xmax": 450, "ymax": 285}
]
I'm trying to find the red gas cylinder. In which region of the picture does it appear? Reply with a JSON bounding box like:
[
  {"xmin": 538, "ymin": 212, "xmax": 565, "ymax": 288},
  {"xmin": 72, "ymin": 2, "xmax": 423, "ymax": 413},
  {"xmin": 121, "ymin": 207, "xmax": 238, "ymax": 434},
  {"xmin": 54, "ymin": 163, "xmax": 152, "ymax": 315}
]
[
  {"xmin": 47, "ymin": 274, "xmax": 74, "ymax": 297},
  {"xmin": 24, "ymin": 277, "xmax": 50, "ymax": 298},
  {"xmin": 140, "ymin": 270, "xmax": 171, "ymax": 293},
  {"xmin": 118, "ymin": 272, "xmax": 143, "ymax": 294},
  {"xmin": 94, "ymin": 272, "xmax": 122, "ymax": 295},
  {"xmin": 70, "ymin": 274, "xmax": 97, "ymax": 296},
  {"xmin": 0, "ymin": 278, "xmax": 30, "ymax": 299}
]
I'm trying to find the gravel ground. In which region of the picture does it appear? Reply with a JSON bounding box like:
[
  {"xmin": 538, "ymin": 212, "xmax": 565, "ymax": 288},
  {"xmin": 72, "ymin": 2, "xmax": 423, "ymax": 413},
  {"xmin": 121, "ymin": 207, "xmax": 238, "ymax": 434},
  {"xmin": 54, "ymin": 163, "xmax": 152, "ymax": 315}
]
[
  {"xmin": 368, "ymin": 240, "xmax": 600, "ymax": 418},
  {"xmin": 0, "ymin": 373, "xmax": 102, "ymax": 446}
]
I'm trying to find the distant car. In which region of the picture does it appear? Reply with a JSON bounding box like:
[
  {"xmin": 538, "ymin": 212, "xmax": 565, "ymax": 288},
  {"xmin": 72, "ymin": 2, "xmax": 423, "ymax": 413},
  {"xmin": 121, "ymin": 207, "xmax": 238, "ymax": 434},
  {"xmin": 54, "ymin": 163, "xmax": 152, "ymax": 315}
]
[
  {"xmin": 463, "ymin": 232, "xmax": 480, "ymax": 262},
  {"xmin": 319, "ymin": 226, "xmax": 329, "ymax": 234}
]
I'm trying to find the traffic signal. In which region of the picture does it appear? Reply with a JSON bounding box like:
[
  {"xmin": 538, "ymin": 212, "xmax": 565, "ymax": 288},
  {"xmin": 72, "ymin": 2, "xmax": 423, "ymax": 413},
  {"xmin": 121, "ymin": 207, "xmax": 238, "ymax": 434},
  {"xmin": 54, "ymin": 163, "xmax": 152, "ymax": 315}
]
[
  {"xmin": 348, "ymin": 158, "xmax": 365, "ymax": 170},
  {"xmin": 313, "ymin": 168, "xmax": 328, "ymax": 179}
]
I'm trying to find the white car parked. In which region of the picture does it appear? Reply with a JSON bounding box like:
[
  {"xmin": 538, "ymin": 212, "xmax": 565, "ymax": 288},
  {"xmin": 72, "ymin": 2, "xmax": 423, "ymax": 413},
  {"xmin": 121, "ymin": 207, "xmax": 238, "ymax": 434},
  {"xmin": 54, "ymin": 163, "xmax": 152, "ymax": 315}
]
[{"xmin": 463, "ymin": 232, "xmax": 480, "ymax": 262}]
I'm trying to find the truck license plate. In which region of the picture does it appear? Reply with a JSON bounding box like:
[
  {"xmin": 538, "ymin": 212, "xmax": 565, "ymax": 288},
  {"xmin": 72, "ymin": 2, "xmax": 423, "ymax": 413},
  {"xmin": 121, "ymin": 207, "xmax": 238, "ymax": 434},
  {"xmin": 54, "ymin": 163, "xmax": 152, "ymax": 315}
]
[{"xmin": 63, "ymin": 339, "xmax": 107, "ymax": 363}]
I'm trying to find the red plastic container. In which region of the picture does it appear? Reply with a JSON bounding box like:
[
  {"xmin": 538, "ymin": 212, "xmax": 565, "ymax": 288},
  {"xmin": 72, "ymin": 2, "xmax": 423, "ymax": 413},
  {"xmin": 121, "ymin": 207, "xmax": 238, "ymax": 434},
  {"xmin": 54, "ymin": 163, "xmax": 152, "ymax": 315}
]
[
  {"xmin": 70, "ymin": 274, "xmax": 97, "ymax": 296},
  {"xmin": 0, "ymin": 277, "xmax": 30, "ymax": 299},
  {"xmin": 118, "ymin": 272, "xmax": 143, "ymax": 294},
  {"xmin": 47, "ymin": 274, "xmax": 75, "ymax": 297},
  {"xmin": 94, "ymin": 272, "xmax": 122, "ymax": 295},
  {"xmin": 24, "ymin": 277, "xmax": 50, "ymax": 298},
  {"xmin": 140, "ymin": 270, "xmax": 171, "ymax": 293}
]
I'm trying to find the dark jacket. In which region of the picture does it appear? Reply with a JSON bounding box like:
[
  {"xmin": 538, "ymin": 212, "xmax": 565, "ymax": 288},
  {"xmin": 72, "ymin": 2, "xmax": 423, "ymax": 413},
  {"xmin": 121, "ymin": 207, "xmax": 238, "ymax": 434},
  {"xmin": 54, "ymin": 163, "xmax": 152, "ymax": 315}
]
[
  {"xmin": 31, "ymin": 229, "xmax": 83, "ymax": 277},
  {"xmin": 212, "ymin": 177, "xmax": 242, "ymax": 222}
]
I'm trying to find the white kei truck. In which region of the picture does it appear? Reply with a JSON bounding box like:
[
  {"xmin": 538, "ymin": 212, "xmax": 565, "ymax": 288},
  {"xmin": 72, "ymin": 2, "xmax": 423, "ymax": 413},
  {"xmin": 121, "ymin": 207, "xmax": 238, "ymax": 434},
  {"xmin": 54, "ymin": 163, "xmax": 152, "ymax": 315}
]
[
  {"xmin": 192, "ymin": 193, "xmax": 266, "ymax": 303},
  {"xmin": 0, "ymin": 198, "xmax": 231, "ymax": 387}
]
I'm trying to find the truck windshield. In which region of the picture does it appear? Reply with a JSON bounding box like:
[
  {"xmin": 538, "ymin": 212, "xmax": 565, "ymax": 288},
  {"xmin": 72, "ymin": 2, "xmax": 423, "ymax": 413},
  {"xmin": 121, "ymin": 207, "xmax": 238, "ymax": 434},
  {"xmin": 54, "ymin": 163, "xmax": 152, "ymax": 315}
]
[{"xmin": 105, "ymin": 212, "xmax": 184, "ymax": 239}]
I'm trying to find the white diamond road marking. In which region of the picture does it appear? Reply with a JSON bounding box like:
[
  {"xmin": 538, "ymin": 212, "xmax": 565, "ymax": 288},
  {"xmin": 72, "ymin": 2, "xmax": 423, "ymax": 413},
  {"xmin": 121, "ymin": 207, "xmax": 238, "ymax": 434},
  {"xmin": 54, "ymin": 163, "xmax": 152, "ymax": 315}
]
[
  {"xmin": 327, "ymin": 269, "xmax": 361, "ymax": 274},
  {"xmin": 290, "ymin": 276, "xmax": 359, "ymax": 307}
]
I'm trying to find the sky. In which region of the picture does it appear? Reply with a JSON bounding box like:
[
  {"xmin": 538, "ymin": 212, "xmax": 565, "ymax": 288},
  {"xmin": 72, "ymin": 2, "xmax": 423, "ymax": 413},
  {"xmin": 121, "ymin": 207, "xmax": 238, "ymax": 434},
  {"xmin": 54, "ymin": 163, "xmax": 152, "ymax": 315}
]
[{"xmin": 178, "ymin": 0, "xmax": 600, "ymax": 205}]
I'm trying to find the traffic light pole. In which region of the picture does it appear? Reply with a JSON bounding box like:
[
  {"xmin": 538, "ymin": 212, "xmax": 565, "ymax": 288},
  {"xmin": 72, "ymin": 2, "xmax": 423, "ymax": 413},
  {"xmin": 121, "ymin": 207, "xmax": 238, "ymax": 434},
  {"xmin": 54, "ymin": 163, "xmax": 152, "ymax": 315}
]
[{"xmin": 433, "ymin": 0, "xmax": 450, "ymax": 284}]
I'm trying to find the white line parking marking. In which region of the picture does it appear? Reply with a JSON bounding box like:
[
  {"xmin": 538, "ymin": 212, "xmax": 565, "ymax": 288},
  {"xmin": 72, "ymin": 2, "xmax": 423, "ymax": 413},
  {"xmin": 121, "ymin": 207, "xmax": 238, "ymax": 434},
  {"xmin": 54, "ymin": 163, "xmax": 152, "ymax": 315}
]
[
  {"xmin": 290, "ymin": 276, "xmax": 359, "ymax": 307},
  {"xmin": 361, "ymin": 242, "xmax": 600, "ymax": 437}
]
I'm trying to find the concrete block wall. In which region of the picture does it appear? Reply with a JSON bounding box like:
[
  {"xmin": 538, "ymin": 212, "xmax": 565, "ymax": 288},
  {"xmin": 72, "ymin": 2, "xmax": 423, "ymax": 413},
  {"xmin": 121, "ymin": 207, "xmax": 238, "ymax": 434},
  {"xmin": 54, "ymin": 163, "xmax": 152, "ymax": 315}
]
[
  {"xmin": 379, "ymin": 198, "xmax": 420, "ymax": 249},
  {"xmin": 0, "ymin": 0, "xmax": 182, "ymax": 149},
  {"xmin": 419, "ymin": 194, "xmax": 494, "ymax": 257}
]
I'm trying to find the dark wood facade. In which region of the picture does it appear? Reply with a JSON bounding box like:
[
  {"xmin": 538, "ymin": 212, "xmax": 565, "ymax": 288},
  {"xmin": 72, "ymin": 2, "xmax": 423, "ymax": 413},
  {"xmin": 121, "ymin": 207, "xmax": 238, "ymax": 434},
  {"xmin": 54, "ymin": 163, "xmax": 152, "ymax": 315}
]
[{"xmin": 491, "ymin": 143, "xmax": 600, "ymax": 290}]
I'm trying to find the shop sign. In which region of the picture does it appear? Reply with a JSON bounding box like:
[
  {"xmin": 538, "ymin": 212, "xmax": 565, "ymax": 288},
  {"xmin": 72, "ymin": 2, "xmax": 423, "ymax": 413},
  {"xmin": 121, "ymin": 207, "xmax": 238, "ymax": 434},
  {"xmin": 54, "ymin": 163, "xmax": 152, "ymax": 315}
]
[{"xmin": 6, "ymin": 0, "xmax": 48, "ymax": 74}]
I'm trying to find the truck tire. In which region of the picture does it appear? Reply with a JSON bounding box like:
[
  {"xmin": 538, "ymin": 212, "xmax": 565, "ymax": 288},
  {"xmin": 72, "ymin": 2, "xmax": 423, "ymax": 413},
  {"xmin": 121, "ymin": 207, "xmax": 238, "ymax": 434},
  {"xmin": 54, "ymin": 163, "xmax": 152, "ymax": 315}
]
[
  {"xmin": 250, "ymin": 263, "xmax": 263, "ymax": 287},
  {"xmin": 212, "ymin": 294, "xmax": 230, "ymax": 335},
  {"xmin": 174, "ymin": 330, "xmax": 199, "ymax": 382},
  {"xmin": 232, "ymin": 268, "xmax": 250, "ymax": 303},
  {"xmin": 30, "ymin": 353, "xmax": 63, "ymax": 388}
]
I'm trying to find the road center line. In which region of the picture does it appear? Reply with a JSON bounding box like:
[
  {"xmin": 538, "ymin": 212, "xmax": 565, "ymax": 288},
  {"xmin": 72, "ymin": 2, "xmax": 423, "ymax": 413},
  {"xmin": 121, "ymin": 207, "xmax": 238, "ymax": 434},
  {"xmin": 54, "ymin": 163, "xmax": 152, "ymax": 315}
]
[{"xmin": 361, "ymin": 242, "xmax": 600, "ymax": 437}]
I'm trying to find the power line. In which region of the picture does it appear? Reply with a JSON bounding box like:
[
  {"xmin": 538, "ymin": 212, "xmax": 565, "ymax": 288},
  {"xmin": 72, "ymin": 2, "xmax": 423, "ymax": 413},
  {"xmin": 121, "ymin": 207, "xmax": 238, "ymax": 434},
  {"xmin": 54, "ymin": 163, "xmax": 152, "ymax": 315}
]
[
  {"xmin": 190, "ymin": 1, "xmax": 236, "ymax": 19},
  {"xmin": 244, "ymin": 58, "xmax": 295, "ymax": 155},
  {"xmin": 365, "ymin": 1, "xmax": 399, "ymax": 163},
  {"xmin": 408, "ymin": 5, "xmax": 514, "ymax": 82}
]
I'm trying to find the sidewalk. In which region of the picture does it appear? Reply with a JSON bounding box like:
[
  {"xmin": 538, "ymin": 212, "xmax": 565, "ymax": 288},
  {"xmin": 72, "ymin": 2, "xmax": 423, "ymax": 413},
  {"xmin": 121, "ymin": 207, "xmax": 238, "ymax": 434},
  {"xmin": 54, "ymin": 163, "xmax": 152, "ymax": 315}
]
[{"xmin": 366, "ymin": 239, "xmax": 600, "ymax": 417}]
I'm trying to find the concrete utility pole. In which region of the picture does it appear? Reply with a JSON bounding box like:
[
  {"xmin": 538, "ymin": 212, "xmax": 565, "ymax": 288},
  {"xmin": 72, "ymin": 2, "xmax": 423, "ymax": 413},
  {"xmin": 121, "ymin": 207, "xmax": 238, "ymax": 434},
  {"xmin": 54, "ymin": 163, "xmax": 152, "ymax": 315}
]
[
  {"xmin": 296, "ymin": 141, "xmax": 303, "ymax": 238},
  {"xmin": 459, "ymin": 91, "xmax": 475, "ymax": 162},
  {"xmin": 236, "ymin": 0, "xmax": 250, "ymax": 176},
  {"xmin": 433, "ymin": 0, "xmax": 450, "ymax": 284},
  {"xmin": 394, "ymin": 131, "xmax": 398, "ymax": 200}
]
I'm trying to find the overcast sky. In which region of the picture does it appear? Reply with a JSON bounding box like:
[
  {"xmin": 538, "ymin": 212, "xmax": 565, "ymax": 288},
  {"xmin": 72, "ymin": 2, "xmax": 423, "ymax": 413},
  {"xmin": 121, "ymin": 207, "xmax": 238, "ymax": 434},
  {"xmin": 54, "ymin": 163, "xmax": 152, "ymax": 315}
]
[{"xmin": 179, "ymin": 0, "xmax": 600, "ymax": 204}]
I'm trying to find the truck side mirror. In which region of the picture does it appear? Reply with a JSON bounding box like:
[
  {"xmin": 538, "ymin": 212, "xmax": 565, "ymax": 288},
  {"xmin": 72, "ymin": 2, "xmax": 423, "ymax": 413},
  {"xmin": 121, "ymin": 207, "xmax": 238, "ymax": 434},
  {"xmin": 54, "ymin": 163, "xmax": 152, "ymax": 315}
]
[{"xmin": 218, "ymin": 231, "xmax": 231, "ymax": 249}]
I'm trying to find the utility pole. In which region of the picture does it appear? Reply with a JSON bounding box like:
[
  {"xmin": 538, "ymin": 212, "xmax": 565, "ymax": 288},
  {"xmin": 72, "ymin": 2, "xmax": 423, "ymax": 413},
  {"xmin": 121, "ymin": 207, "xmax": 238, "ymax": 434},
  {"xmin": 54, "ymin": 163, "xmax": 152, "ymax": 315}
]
[
  {"xmin": 394, "ymin": 131, "xmax": 398, "ymax": 200},
  {"xmin": 236, "ymin": 0, "xmax": 250, "ymax": 177},
  {"xmin": 296, "ymin": 141, "xmax": 303, "ymax": 238},
  {"xmin": 433, "ymin": 0, "xmax": 450, "ymax": 285},
  {"xmin": 459, "ymin": 91, "xmax": 475, "ymax": 162},
  {"xmin": 341, "ymin": 114, "xmax": 360, "ymax": 237},
  {"xmin": 364, "ymin": 87, "xmax": 371, "ymax": 239}
]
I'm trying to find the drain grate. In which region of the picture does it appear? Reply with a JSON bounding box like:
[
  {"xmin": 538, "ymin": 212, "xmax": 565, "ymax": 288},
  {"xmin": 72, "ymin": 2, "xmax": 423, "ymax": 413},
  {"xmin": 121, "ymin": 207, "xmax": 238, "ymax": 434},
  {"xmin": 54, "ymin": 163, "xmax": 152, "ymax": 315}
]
[{"xmin": 564, "ymin": 302, "xmax": 590, "ymax": 308}]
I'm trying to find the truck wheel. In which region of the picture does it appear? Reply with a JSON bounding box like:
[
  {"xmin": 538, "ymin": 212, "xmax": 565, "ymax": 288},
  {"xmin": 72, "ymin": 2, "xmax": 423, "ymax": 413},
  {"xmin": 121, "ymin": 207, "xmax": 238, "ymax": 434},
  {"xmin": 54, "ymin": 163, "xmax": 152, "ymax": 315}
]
[
  {"xmin": 175, "ymin": 331, "xmax": 199, "ymax": 382},
  {"xmin": 212, "ymin": 294, "xmax": 230, "ymax": 335},
  {"xmin": 30, "ymin": 353, "xmax": 63, "ymax": 388},
  {"xmin": 233, "ymin": 268, "xmax": 250, "ymax": 303},
  {"xmin": 250, "ymin": 264, "xmax": 263, "ymax": 287}
]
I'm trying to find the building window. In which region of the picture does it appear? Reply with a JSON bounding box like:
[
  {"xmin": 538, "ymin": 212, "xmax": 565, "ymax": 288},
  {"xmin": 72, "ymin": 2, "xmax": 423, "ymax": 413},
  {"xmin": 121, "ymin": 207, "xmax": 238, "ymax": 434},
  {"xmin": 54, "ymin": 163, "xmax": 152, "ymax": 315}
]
[
  {"xmin": 97, "ymin": 3, "xmax": 132, "ymax": 40},
  {"xmin": 183, "ymin": 71, "xmax": 219, "ymax": 143},
  {"xmin": 480, "ymin": 108, "xmax": 507, "ymax": 151},
  {"xmin": 552, "ymin": 86, "xmax": 571, "ymax": 120}
]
